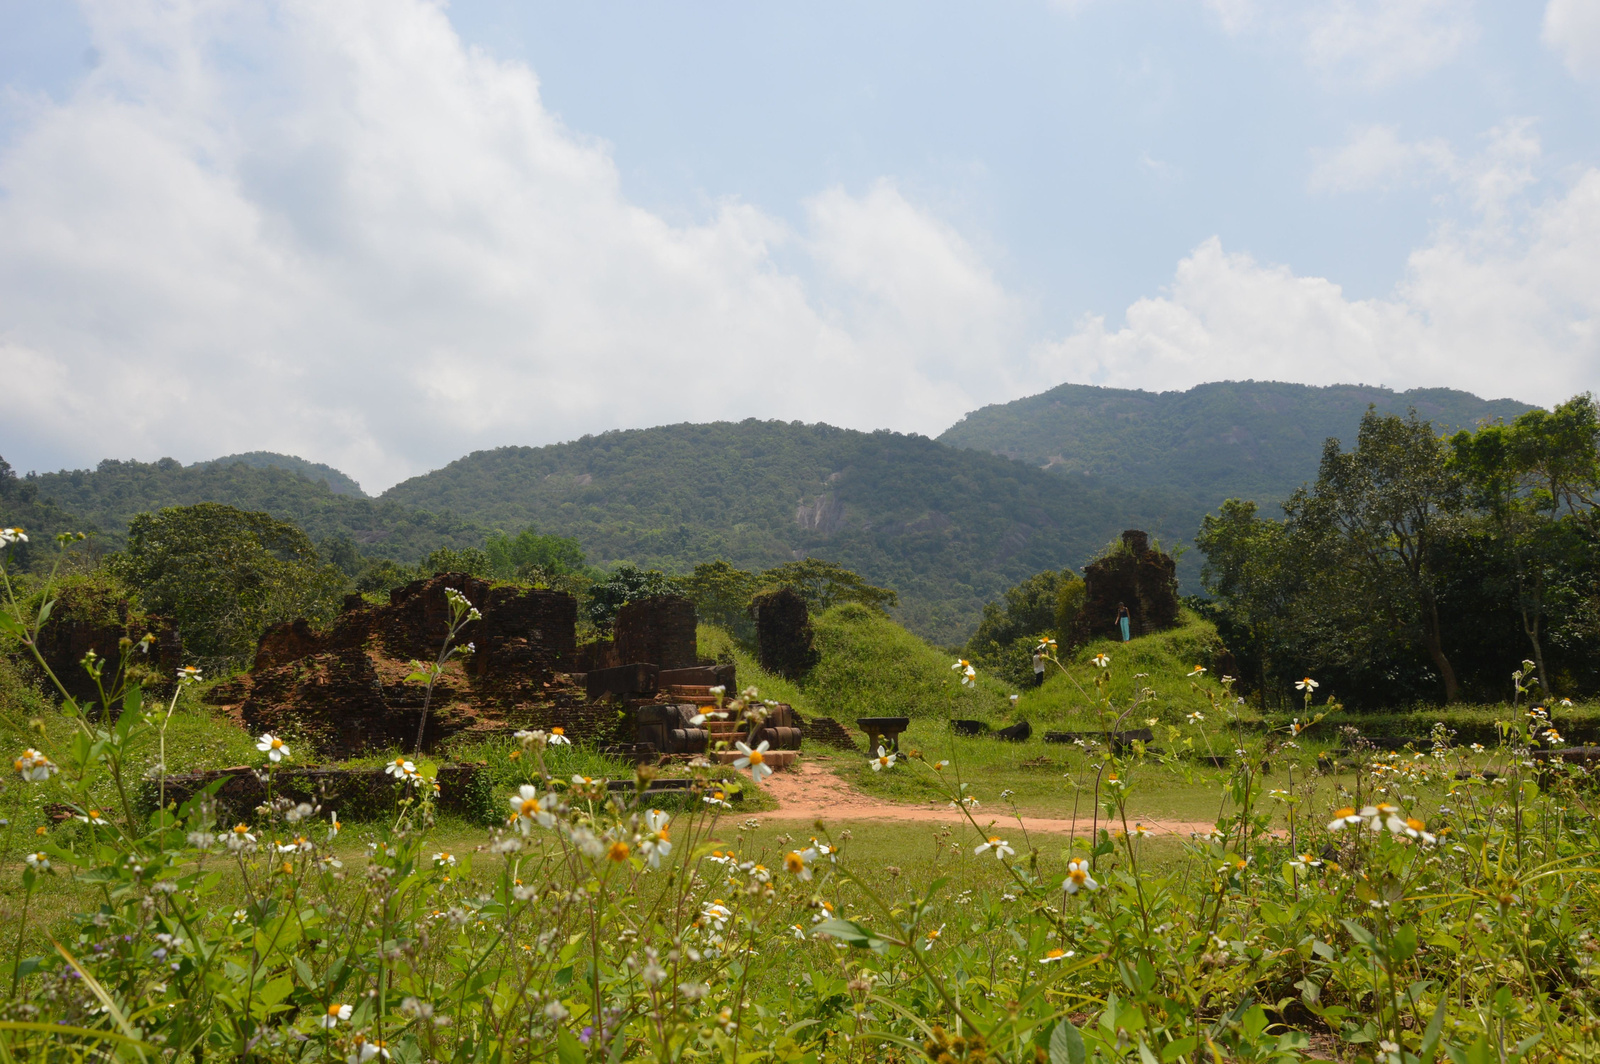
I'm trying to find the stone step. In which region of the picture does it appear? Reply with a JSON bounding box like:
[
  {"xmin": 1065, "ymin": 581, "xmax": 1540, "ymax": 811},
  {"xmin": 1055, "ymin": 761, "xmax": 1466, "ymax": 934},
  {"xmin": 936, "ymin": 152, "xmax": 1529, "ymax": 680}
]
[
  {"xmin": 665, "ymin": 685, "xmax": 717, "ymax": 697},
  {"xmin": 711, "ymin": 749, "xmax": 799, "ymax": 771}
]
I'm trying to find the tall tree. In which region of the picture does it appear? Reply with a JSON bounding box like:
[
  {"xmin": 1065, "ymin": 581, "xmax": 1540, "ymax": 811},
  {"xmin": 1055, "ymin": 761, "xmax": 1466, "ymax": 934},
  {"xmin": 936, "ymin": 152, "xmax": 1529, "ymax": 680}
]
[
  {"xmin": 1451, "ymin": 396, "xmax": 1600, "ymax": 694},
  {"xmin": 1286, "ymin": 410, "xmax": 1465, "ymax": 701},
  {"xmin": 1195, "ymin": 499, "xmax": 1298, "ymax": 697}
]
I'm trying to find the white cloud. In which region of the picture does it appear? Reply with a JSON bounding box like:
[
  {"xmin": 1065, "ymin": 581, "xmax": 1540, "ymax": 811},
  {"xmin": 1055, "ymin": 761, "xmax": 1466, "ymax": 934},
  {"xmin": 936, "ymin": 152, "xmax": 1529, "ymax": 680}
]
[
  {"xmin": 0, "ymin": 0, "xmax": 1030, "ymax": 490},
  {"xmin": 1544, "ymin": 0, "xmax": 1600, "ymax": 78},
  {"xmin": 1208, "ymin": 0, "xmax": 1477, "ymax": 87},
  {"xmin": 1309, "ymin": 124, "xmax": 1456, "ymax": 193},
  {"xmin": 1309, "ymin": 119, "xmax": 1539, "ymax": 212},
  {"xmin": 1039, "ymin": 127, "xmax": 1600, "ymax": 408}
]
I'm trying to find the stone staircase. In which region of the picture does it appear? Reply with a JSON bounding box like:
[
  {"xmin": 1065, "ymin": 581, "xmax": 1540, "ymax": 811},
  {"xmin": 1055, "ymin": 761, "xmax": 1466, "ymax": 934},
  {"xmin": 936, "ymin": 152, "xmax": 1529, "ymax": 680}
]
[{"xmin": 665, "ymin": 685, "xmax": 800, "ymax": 771}]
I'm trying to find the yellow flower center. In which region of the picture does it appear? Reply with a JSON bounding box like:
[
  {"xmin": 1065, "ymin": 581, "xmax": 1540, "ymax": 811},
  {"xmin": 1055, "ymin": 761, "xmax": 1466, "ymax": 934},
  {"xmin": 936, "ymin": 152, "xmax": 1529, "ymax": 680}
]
[
  {"xmin": 1407, "ymin": 818, "xmax": 1426, "ymax": 831},
  {"xmin": 608, "ymin": 841, "xmax": 630, "ymax": 862},
  {"xmin": 551, "ymin": 727, "xmax": 564, "ymax": 735},
  {"xmin": 271, "ymin": 738, "xmax": 283, "ymax": 749},
  {"xmin": 1332, "ymin": 807, "xmax": 1355, "ymax": 818},
  {"xmin": 233, "ymin": 824, "xmax": 249, "ymax": 835},
  {"xmin": 519, "ymin": 798, "xmax": 539, "ymax": 816},
  {"xmin": 1069, "ymin": 869, "xmax": 1086, "ymax": 883},
  {"xmin": 748, "ymin": 750, "xmax": 764, "ymax": 765},
  {"xmin": 1046, "ymin": 948, "xmax": 1066, "ymax": 959},
  {"xmin": 328, "ymin": 1005, "xmax": 344, "ymax": 1017},
  {"xmin": 784, "ymin": 852, "xmax": 805, "ymax": 873}
]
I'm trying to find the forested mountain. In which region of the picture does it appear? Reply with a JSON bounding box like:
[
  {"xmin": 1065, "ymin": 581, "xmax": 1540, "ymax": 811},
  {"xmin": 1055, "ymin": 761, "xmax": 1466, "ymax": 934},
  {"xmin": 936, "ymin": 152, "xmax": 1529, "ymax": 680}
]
[
  {"xmin": 382, "ymin": 421, "xmax": 1168, "ymax": 642},
  {"xmin": 13, "ymin": 383, "xmax": 1535, "ymax": 644},
  {"xmin": 18, "ymin": 458, "xmax": 485, "ymax": 562},
  {"xmin": 192, "ymin": 452, "xmax": 368, "ymax": 497},
  {"xmin": 6, "ymin": 423, "xmax": 1177, "ymax": 642},
  {"xmin": 940, "ymin": 380, "xmax": 1532, "ymax": 511},
  {"xmin": 939, "ymin": 381, "xmax": 1534, "ymax": 590}
]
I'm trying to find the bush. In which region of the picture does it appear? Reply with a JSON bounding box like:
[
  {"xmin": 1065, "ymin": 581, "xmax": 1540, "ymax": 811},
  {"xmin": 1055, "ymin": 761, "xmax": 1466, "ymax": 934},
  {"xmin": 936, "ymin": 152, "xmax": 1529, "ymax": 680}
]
[{"xmin": 108, "ymin": 503, "xmax": 347, "ymax": 668}]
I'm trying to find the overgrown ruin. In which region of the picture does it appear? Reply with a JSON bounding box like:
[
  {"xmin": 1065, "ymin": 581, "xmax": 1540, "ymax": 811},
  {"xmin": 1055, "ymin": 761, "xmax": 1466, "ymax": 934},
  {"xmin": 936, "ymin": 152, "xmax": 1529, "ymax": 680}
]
[
  {"xmin": 1072, "ymin": 529, "xmax": 1180, "ymax": 644},
  {"xmin": 210, "ymin": 574, "xmax": 808, "ymax": 765}
]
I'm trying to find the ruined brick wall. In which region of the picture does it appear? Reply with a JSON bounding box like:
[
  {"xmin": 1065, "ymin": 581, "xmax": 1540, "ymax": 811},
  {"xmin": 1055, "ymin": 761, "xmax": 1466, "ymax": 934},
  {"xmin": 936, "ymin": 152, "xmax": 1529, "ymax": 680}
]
[
  {"xmin": 613, "ymin": 596, "xmax": 698, "ymax": 671},
  {"xmin": 236, "ymin": 573, "xmax": 590, "ymax": 758},
  {"xmin": 751, "ymin": 587, "xmax": 819, "ymax": 680},
  {"xmin": 1074, "ymin": 529, "xmax": 1179, "ymax": 645},
  {"xmin": 34, "ymin": 584, "xmax": 182, "ymax": 704}
]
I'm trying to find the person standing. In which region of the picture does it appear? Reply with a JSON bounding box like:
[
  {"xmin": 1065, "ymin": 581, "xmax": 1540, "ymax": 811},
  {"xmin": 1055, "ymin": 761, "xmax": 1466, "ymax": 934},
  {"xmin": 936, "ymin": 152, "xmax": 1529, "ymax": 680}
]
[
  {"xmin": 1115, "ymin": 603, "xmax": 1132, "ymax": 642},
  {"xmin": 1032, "ymin": 649, "xmax": 1045, "ymax": 686}
]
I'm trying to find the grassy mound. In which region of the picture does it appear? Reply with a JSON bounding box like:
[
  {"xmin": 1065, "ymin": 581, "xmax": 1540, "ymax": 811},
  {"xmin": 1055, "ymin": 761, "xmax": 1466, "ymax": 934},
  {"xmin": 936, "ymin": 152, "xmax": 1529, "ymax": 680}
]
[
  {"xmin": 804, "ymin": 602, "xmax": 1014, "ymax": 722},
  {"xmin": 696, "ymin": 624, "xmax": 811, "ymax": 712},
  {"xmin": 1007, "ymin": 608, "xmax": 1257, "ymax": 730}
]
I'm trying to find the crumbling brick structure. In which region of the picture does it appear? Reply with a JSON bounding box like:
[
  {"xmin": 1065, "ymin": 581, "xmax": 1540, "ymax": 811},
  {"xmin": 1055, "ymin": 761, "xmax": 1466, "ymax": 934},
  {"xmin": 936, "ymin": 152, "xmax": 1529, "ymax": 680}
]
[
  {"xmin": 614, "ymin": 596, "xmax": 698, "ymax": 672},
  {"xmin": 226, "ymin": 573, "xmax": 603, "ymax": 758},
  {"xmin": 34, "ymin": 583, "xmax": 183, "ymax": 705},
  {"xmin": 751, "ymin": 587, "xmax": 819, "ymax": 679},
  {"xmin": 1074, "ymin": 530, "xmax": 1179, "ymax": 644}
]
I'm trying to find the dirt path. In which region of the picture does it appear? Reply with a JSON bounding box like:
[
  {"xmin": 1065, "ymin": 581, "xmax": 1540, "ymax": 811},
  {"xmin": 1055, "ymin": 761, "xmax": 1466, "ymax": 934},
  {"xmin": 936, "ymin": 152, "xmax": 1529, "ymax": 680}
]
[{"xmin": 758, "ymin": 761, "xmax": 1217, "ymax": 837}]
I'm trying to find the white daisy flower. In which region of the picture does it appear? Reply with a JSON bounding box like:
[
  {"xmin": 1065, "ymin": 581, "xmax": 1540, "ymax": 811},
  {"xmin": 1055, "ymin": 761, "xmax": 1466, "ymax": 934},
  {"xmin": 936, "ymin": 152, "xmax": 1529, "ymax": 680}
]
[
  {"xmin": 869, "ymin": 747, "xmax": 896, "ymax": 771},
  {"xmin": 318, "ymin": 1003, "xmax": 353, "ymax": 1028},
  {"xmin": 256, "ymin": 734, "xmax": 290, "ymax": 762},
  {"xmin": 733, "ymin": 740, "xmax": 774, "ymax": 783},
  {"xmin": 974, "ymin": 836, "xmax": 1014, "ymax": 860},
  {"xmin": 13, "ymin": 749, "xmax": 56, "ymax": 783},
  {"xmin": 1064, "ymin": 859, "xmax": 1098, "ymax": 894}
]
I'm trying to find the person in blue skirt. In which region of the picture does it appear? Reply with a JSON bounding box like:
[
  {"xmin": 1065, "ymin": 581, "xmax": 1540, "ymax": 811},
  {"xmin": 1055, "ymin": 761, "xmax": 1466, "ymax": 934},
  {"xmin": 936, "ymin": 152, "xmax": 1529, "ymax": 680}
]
[{"xmin": 1115, "ymin": 603, "xmax": 1131, "ymax": 642}]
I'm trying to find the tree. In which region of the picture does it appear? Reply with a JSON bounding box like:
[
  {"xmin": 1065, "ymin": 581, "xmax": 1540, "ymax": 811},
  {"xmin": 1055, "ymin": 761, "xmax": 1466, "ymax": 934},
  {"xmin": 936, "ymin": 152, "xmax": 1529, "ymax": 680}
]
[
  {"xmin": 756, "ymin": 559, "xmax": 898, "ymax": 615},
  {"xmin": 1196, "ymin": 499, "xmax": 1299, "ymax": 699},
  {"xmin": 485, "ymin": 528, "xmax": 587, "ymax": 579},
  {"xmin": 1451, "ymin": 396, "xmax": 1600, "ymax": 694},
  {"xmin": 1285, "ymin": 410, "xmax": 1465, "ymax": 701},
  {"xmin": 587, "ymin": 564, "xmax": 682, "ymax": 634},
  {"xmin": 964, "ymin": 568, "xmax": 1076, "ymax": 684},
  {"xmin": 318, "ymin": 532, "xmax": 363, "ymax": 577},
  {"xmin": 110, "ymin": 503, "xmax": 346, "ymax": 665},
  {"xmin": 679, "ymin": 561, "xmax": 759, "ymax": 642},
  {"xmin": 425, "ymin": 546, "xmax": 491, "ymax": 576}
]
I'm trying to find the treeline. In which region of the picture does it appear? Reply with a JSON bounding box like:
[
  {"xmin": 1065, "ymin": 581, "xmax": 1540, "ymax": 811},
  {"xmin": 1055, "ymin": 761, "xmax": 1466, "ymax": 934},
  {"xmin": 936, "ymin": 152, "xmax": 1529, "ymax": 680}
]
[
  {"xmin": 1, "ymin": 494, "xmax": 900, "ymax": 673},
  {"xmin": 1196, "ymin": 396, "xmax": 1600, "ymax": 707}
]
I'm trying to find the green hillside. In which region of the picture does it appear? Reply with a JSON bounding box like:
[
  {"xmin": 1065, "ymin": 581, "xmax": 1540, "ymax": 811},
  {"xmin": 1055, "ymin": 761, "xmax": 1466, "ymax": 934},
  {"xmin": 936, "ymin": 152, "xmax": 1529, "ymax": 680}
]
[
  {"xmin": 941, "ymin": 380, "xmax": 1531, "ymax": 507},
  {"xmin": 381, "ymin": 420, "xmax": 1169, "ymax": 642},
  {"xmin": 18, "ymin": 458, "xmax": 485, "ymax": 562},
  {"xmin": 192, "ymin": 451, "xmax": 368, "ymax": 497},
  {"xmin": 939, "ymin": 380, "xmax": 1535, "ymax": 588}
]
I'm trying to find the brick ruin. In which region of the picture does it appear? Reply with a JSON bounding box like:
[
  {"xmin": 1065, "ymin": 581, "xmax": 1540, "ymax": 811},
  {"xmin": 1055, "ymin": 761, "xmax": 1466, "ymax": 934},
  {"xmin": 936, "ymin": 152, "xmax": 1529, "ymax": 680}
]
[
  {"xmin": 751, "ymin": 587, "xmax": 819, "ymax": 679},
  {"xmin": 35, "ymin": 584, "xmax": 184, "ymax": 706},
  {"xmin": 1072, "ymin": 529, "xmax": 1180, "ymax": 644},
  {"xmin": 213, "ymin": 573, "xmax": 593, "ymax": 759},
  {"xmin": 213, "ymin": 575, "xmax": 808, "ymax": 766}
]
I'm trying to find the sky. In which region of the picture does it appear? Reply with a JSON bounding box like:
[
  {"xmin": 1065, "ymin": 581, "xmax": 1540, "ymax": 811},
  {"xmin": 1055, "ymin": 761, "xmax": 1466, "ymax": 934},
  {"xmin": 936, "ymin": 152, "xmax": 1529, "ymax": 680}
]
[{"xmin": 2, "ymin": 0, "xmax": 1599, "ymax": 492}]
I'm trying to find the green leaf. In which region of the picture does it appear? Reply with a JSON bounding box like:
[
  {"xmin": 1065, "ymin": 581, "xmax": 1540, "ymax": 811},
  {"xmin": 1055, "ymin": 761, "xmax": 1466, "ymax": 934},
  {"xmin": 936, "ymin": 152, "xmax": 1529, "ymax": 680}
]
[
  {"xmin": 1419, "ymin": 1000, "xmax": 1446, "ymax": 1064},
  {"xmin": 292, "ymin": 956, "xmax": 318, "ymax": 992},
  {"xmin": 0, "ymin": 611, "xmax": 23, "ymax": 636},
  {"xmin": 1340, "ymin": 919, "xmax": 1377, "ymax": 950},
  {"xmin": 1050, "ymin": 1019, "xmax": 1085, "ymax": 1064},
  {"xmin": 557, "ymin": 1028, "xmax": 585, "ymax": 1064},
  {"xmin": 1510, "ymin": 1033, "xmax": 1543, "ymax": 1060},
  {"xmin": 257, "ymin": 975, "xmax": 294, "ymax": 1009},
  {"xmin": 1161, "ymin": 1036, "xmax": 1198, "ymax": 1062},
  {"xmin": 35, "ymin": 599, "xmax": 53, "ymax": 627},
  {"xmin": 812, "ymin": 918, "xmax": 891, "ymax": 952}
]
